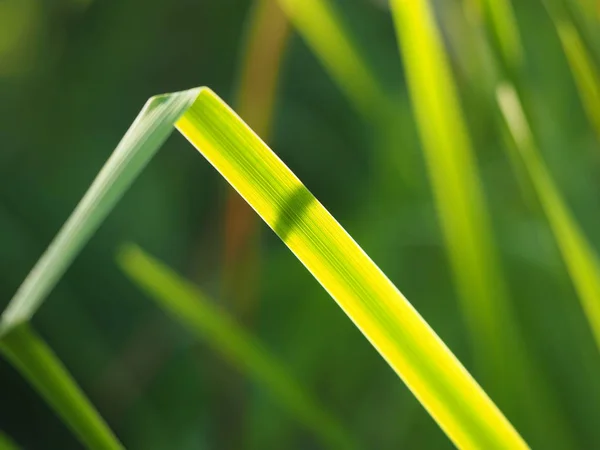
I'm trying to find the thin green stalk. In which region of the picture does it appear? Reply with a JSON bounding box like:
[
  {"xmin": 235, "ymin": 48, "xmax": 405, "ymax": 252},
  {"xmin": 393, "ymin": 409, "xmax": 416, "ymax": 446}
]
[
  {"xmin": 118, "ymin": 243, "xmax": 356, "ymax": 449},
  {"xmin": 222, "ymin": 2, "xmax": 290, "ymax": 443},
  {"xmin": 497, "ymin": 82, "xmax": 600, "ymax": 352},
  {"xmin": 276, "ymin": 0, "xmax": 418, "ymax": 198},
  {"xmin": 388, "ymin": 3, "xmax": 579, "ymax": 448},
  {"xmin": 464, "ymin": 0, "xmax": 522, "ymax": 77},
  {"xmin": 545, "ymin": 1, "xmax": 600, "ymax": 143},
  {"xmin": 275, "ymin": 0, "xmax": 390, "ymax": 122},
  {"xmin": 235, "ymin": 0, "xmax": 290, "ymax": 138},
  {"xmin": 460, "ymin": 0, "xmax": 537, "ymax": 206},
  {"xmin": 0, "ymin": 324, "xmax": 122, "ymax": 450},
  {"xmin": 390, "ymin": 0, "xmax": 521, "ymax": 396}
]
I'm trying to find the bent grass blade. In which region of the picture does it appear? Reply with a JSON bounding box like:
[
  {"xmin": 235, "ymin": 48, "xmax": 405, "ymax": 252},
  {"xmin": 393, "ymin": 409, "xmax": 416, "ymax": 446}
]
[
  {"xmin": 0, "ymin": 90, "xmax": 199, "ymax": 450},
  {"xmin": 176, "ymin": 88, "xmax": 527, "ymax": 449},
  {"xmin": 0, "ymin": 89, "xmax": 200, "ymax": 337},
  {"xmin": 2, "ymin": 85, "xmax": 526, "ymax": 449},
  {"xmin": 117, "ymin": 244, "xmax": 356, "ymax": 449}
]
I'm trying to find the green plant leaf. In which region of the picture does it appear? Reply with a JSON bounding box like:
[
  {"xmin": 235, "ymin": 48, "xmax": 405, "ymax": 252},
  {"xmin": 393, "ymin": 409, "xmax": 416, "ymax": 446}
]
[
  {"xmin": 469, "ymin": 0, "xmax": 523, "ymax": 74},
  {"xmin": 388, "ymin": 1, "xmax": 580, "ymax": 447},
  {"xmin": 390, "ymin": 0, "xmax": 522, "ymax": 398},
  {"xmin": 497, "ymin": 82, "xmax": 600, "ymax": 352},
  {"xmin": 222, "ymin": 0, "xmax": 290, "ymax": 320},
  {"xmin": 276, "ymin": 0, "xmax": 390, "ymax": 121},
  {"xmin": 0, "ymin": 90, "xmax": 199, "ymax": 450},
  {"xmin": 2, "ymin": 86, "xmax": 525, "ymax": 449},
  {"xmin": 545, "ymin": 1, "xmax": 600, "ymax": 143},
  {"xmin": 0, "ymin": 89, "xmax": 199, "ymax": 338},
  {"xmin": 176, "ymin": 87, "xmax": 526, "ymax": 449},
  {"xmin": 117, "ymin": 243, "xmax": 356, "ymax": 449},
  {"xmin": 0, "ymin": 324, "xmax": 122, "ymax": 449}
]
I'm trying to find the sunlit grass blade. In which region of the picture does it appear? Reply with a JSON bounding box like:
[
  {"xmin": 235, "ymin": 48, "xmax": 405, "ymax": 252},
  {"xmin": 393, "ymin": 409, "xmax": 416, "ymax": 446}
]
[
  {"xmin": 388, "ymin": 2, "xmax": 581, "ymax": 447},
  {"xmin": 176, "ymin": 87, "xmax": 526, "ymax": 449},
  {"xmin": 3, "ymin": 84, "xmax": 525, "ymax": 449},
  {"xmin": 117, "ymin": 243, "xmax": 355, "ymax": 449},
  {"xmin": 275, "ymin": 0, "xmax": 389, "ymax": 121},
  {"xmin": 390, "ymin": 0, "xmax": 521, "ymax": 396},
  {"xmin": 221, "ymin": 1, "xmax": 290, "ymax": 441},
  {"xmin": 0, "ymin": 324, "xmax": 122, "ymax": 449},
  {"xmin": 497, "ymin": 82, "xmax": 600, "ymax": 351},
  {"xmin": 0, "ymin": 89, "xmax": 200, "ymax": 337},
  {"xmin": 544, "ymin": 1, "xmax": 600, "ymax": 143}
]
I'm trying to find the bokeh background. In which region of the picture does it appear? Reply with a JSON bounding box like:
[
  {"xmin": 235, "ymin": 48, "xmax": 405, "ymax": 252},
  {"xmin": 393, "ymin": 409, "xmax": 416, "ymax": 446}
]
[{"xmin": 2, "ymin": 0, "xmax": 600, "ymax": 448}]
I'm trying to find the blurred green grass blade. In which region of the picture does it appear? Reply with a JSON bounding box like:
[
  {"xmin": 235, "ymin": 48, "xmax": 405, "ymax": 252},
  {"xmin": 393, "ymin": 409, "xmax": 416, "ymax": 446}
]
[
  {"xmin": 235, "ymin": 0, "xmax": 290, "ymax": 138},
  {"xmin": 276, "ymin": 0, "xmax": 389, "ymax": 120},
  {"xmin": 117, "ymin": 244, "xmax": 356, "ymax": 450},
  {"xmin": 575, "ymin": 0, "xmax": 599, "ymax": 20},
  {"xmin": 497, "ymin": 83, "xmax": 600, "ymax": 351},
  {"xmin": 276, "ymin": 0, "xmax": 418, "ymax": 189},
  {"xmin": 390, "ymin": 0, "xmax": 519, "ymax": 387},
  {"xmin": 0, "ymin": 324, "xmax": 122, "ymax": 449},
  {"xmin": 176, "ymin": 88, "xmax": 527, "ymax": 449},
  {"xmin": 546, "ymin": 4, "xmax": 600, "ymax": 142},
  {"xmin": 223, "ymin": 0, "xmax": 290, "ymax": 320},
  {"xmin": 473, "ymin": 0, "xmax": 523, "ymax": 73},
  {"xmin": 388, "ymin": 3, "xmax": 578, "ymax": 447},
  {"xmin": 0, "ymin": 432, "xmax": 19, "ymax": 450},
  {"xmin": 0, "ymin": 89, "xmax": 199, "ymax": 338}
]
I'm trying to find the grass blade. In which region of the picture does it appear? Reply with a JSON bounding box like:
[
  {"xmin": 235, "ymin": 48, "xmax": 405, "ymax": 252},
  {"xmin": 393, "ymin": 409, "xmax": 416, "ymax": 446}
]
[
  {"xmin": 3, "ymin": 85, "xmax": 525, "ymax": 449},
  {"xmin": 390, "ymin": 0, "xmax": 520, "ymax": 396},
  {"xmin": 176, "ymin": 87, "xmax": 526, "ymax": 449},
  {"xmin": 235, "ymin": 0, "xmax": 290, "ymax": 138},
  {"xmin": 0, "ymin": 324, "xmax": 122, "ymax": 449},
  {"xmin": 0, "ymin": 90, "xmax": 200, "ymax": 337},
  {"xmin": 220, "ymin": 1, "xmax": 291, "ymax": 442},
  {"xmin": 545, "ymin": 2, "xmax": 600, "ymax": 143},
  {"xmin": 275, "ymin": 0, "xmax": 419, "ymax": 189},
  {"xmin": 223, "ymin": 0, "xmax": 290, "ymax": 319},
  {"xmin": 275, "ymin": 0, "xmax": 389, "ymax": 121},
  {"xmin": 497, "ymin": 82, "xmax": 600, "ymax": 351},
  {"xmin": 117, "ymin": 243, "xmax": 356, "ymax": 449},
  {"xmin": 387, "ymin": 3, "xmax": 581, "ymax": 447},
  {"xmin": 471, "ymin": 0, "xmax": 523, "ymax": 74}
]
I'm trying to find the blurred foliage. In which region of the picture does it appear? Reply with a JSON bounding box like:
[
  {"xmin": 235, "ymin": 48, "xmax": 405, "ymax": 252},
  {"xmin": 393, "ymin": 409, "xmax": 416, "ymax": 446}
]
[{"xmin": 1, "ymin": 0, "xmax": 600, "ymax": 448}]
